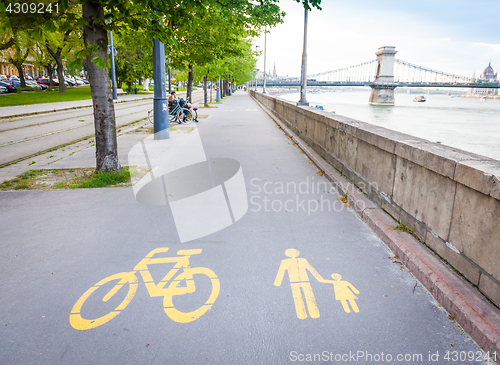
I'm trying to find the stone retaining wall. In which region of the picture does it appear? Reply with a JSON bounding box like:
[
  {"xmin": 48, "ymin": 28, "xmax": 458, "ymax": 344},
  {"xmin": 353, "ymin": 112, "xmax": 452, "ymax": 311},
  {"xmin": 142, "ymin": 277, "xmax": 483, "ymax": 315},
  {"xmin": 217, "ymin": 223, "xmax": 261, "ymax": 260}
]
[{"xmin": 250, "ymin": 91, "xmax": 500, "ymax": 308}]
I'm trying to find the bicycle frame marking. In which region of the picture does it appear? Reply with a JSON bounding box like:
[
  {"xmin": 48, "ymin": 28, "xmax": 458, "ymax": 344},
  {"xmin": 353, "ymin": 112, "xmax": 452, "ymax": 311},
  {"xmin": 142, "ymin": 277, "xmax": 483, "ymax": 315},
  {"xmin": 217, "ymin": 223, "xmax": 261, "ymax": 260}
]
[{"xmin": 70, "ymin": 247, "xmax": 219, "ymax": 330}]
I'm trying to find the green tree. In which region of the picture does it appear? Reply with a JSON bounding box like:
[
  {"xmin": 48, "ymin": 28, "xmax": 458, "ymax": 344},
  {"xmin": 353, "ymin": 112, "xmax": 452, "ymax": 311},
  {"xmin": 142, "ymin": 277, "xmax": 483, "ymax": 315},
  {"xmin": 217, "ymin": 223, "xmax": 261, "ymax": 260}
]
[
  {"xmin": 1, "ymin": 0, "xmax": 294, "ymax": 172},
  {"xmin": 113, "ymin": 27, "xmax": 153, "ymax": 92},
  {"xmin": 82, "ymin": 0, "xmax": 285, "ymax": 172},
  {"xmin": 45, "ymin": 28, "xmax": 82, "ymax": 92},
  {"xmin": 32, "ymin": 41, "xmax": 57, "ymax": 88},
  {"xmin": 5, "ymin": 32, "xmax": 33, "ymax": 87}
]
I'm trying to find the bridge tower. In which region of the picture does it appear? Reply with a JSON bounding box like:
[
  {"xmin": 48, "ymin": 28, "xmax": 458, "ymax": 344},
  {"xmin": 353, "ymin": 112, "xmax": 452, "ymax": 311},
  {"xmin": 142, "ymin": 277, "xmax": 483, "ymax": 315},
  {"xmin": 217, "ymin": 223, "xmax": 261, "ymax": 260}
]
[{"xmin": 369, "ymin": 46, "xmax": 397, "ymax": 105}]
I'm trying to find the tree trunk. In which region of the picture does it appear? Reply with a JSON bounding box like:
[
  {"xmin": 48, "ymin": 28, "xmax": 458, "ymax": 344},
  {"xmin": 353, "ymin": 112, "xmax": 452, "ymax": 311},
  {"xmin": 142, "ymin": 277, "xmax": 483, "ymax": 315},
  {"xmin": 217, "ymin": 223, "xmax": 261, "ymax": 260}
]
[
  {"xmin": 14, "ymin": 64, "xmax": 26, "ymax": 88},
  {"xmin": 45, "ymin": 65, "xmax": 55, "ymax": 89},
  {"xmin": 187, "ymin": 64, "xmax": 193, "ymax": 102},
  {"xmin": 56, "ymin": 59, "xmax": 65, "ymax": 92},
  {"xmin": 203, "ymin": 75, "xmax": 208, "ymax": 107},
  {"xmin": 46, "ymin": 45, "xmax": 66, "ymax": 92},
  {"xmin": 83, "ymin": 1, "xmax": 120, "ymax": 173}
]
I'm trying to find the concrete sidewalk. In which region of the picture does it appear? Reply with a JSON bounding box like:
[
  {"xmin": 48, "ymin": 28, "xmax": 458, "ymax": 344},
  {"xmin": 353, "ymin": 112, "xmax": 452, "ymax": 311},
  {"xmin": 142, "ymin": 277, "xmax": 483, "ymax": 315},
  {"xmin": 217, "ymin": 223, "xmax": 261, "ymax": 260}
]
[{"xmin": 0, "ymin": 91, "xmax": 497, "ymax": 365}]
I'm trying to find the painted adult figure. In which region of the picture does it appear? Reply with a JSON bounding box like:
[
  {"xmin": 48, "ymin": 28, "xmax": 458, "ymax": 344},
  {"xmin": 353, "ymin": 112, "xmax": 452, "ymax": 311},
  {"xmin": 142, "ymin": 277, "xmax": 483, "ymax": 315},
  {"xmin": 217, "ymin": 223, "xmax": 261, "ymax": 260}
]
[{"xmin": 274, "ymin": 249, "xmax": 325, "ymax": 319}]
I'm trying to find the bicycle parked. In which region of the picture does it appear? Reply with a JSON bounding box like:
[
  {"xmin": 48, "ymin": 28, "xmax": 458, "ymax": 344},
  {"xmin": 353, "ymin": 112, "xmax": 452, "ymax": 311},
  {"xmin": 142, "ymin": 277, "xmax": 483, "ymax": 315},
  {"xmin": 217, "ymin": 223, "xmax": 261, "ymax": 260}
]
[
  {"xmin": 179, "ymin": 97, "xmax": 198, "ymax": 122},
  {"xmin": 148, "ymin": 99, "xmax": 194, "ymax": 126}
]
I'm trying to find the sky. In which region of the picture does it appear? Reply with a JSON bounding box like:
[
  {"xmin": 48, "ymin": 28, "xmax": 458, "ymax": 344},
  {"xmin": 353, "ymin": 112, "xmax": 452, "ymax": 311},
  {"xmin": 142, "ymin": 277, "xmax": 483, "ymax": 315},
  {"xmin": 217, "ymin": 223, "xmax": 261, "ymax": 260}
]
[{"xmin": 253, "ymin": 0, "xmax": 500, "ymax": 79}]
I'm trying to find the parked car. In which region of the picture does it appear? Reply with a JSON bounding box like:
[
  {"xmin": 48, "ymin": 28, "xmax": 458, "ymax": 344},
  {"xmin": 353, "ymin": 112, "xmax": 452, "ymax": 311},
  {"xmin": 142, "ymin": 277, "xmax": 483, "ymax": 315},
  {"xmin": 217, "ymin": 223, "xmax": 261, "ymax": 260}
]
[
  {"xmin": 37, "ymin": 77, "xmax": 56, "ymax": 86},
  {"xmin": 0, "ymin": 81, "xmax": 17, "ymax": 93},
  {"xmin": 0, "ymin": 75, "xmax": 7, "ymax": 81},
  {"xmin": 0, "ymin": 85, "xmax": 7, "ymax": 94},
  {"xmin": 8, "ymin": 80, "xmax": 40, "ymax": 91},
  {"xmin": 73, "ymin": 77, "xmax": 85, "ymax": 86},
  {"xmin": 8, "ymin": 75, "xmax": 19, "ymax": 81},
  {"xmin": 36, "ymin": 77, "xmax": 67, "ymax": 87},
  {"xmin": 27, "ymin": 81, "xmax": 47, "ymax": 90},
  {"xmin": 65, "ymin": 78, "xmax": 77, "ymax": 87},
  {"xmin": 17, "ymin": 80, "xmax": 45, "ymax": 90}
]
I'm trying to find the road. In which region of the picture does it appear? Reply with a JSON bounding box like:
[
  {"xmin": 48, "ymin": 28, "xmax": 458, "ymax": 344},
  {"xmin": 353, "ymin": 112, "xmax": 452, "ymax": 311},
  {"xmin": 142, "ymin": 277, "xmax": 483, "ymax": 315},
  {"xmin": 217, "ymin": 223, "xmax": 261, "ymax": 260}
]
[{"xmin": 0, "ymin": 91, "xmax": 495, "ymax": 365}]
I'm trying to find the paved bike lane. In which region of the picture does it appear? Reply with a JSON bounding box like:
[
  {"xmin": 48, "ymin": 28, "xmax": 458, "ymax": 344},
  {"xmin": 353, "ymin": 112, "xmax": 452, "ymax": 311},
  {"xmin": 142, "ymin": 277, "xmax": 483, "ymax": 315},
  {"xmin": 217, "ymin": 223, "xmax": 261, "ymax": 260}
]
[{"xmin": 0, "ymin": 92, "xmax": 493, "ymax": 365}]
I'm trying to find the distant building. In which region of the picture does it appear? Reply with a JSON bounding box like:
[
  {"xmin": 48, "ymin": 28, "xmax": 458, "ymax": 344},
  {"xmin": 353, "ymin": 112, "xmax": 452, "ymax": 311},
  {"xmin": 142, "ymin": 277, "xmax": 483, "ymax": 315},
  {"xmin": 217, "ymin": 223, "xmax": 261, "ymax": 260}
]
[
  {"xmin": 0, "ymin": 49, "xmax": 39, "ymax": 79},
  {"xmin": 481, "ymin": 62, "xmax": 497, "ymax": 81},
  {"xmin": 475, "ymin": 62, "xmax": 497, "ymax": 95}
]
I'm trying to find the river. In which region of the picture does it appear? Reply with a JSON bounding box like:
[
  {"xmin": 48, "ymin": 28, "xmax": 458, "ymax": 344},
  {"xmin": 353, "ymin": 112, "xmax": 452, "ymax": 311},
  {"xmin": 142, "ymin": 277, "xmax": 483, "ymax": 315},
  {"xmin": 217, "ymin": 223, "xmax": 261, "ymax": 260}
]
[{"xmin": 278, "ymin": 90, "xmax": 500, "ymax": 161}]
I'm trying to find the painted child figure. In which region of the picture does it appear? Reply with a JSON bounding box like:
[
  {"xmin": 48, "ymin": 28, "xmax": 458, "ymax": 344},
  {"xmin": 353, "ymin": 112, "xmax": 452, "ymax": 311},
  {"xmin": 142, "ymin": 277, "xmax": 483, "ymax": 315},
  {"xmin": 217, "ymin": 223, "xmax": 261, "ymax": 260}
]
[{"xmin": 325, "ymin": 273, "xmax": 360, "ymax": 313}]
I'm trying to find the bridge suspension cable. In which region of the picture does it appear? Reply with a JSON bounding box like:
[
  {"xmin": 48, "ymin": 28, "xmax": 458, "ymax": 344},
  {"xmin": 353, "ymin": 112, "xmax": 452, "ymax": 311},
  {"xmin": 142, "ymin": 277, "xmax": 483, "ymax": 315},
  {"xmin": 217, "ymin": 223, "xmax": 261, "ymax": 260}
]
[
  {"xmin": 394, "ymin": 59, "xmax": 472, "ymax": 83},
  {"xmin": 307, "ymin": 59, "xmax": 377, "ymax": 82},
  {"xmin": 305, "ymin": 58, "xmax": 473, "ymax": 84}
]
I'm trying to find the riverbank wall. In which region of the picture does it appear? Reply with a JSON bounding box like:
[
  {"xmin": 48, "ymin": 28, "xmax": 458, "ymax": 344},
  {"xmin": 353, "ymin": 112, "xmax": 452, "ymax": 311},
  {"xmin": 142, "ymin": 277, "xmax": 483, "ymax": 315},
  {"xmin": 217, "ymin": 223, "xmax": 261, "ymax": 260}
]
[{"xmin": 250, "ymin": 90, "xmax": 500, "ymax": 308}]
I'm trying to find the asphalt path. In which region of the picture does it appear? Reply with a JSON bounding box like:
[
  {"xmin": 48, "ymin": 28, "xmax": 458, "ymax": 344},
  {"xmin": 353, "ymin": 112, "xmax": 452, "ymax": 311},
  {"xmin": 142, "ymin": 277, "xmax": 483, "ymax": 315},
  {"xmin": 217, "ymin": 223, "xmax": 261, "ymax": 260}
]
[{"xmin": 0, "ymin": 92, "xmax": 491, "ymax": 365}]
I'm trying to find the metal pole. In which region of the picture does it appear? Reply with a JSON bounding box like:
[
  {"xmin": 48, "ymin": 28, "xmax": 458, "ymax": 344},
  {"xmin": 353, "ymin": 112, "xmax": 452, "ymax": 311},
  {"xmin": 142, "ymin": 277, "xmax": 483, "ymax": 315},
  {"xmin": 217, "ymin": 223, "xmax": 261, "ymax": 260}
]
[
  {"xmin": 153, "ymin": 37, "xmax": 169, "ymax": 139},
  {"xmin": 108, "ymin": 29, "xmax": 118, "ymax": 100},
  {"xmin": 168, "ymin": 57, "xmax": 171, "ymax": 94},
  {"xmin": 216, "ymin": 79, "xmax": 221, "ymax": 102},
  {"xmin": 263, "ymin": 27, "xmax": 267, "ymax": 94},
  {"xmin": 255, "ymin": 45, "xmax": 260, "ymax": 92},
  {"xmin": 297, "ymin": 8, "xmax": 309, "ymax": 106}
]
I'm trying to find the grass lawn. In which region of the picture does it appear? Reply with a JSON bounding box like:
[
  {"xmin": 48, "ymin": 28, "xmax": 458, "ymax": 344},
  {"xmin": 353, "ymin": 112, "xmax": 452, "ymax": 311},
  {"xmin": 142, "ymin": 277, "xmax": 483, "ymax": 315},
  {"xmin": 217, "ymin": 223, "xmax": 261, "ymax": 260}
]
[
  {"xmin": 0, "ymin": 86, "xmax": 92, "ymax": 107},
  {"xmin": 0, "ymin": 166, "xmax": 151, "ymax": 191}
]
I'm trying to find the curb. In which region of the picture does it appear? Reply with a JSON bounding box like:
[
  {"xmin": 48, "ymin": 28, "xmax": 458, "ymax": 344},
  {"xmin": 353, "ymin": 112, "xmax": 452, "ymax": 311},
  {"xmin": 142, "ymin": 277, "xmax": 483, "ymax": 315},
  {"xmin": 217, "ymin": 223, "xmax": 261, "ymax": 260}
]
[{"xmin": 251, "ymin": 94, "xmax": 500, "ymax": 364}]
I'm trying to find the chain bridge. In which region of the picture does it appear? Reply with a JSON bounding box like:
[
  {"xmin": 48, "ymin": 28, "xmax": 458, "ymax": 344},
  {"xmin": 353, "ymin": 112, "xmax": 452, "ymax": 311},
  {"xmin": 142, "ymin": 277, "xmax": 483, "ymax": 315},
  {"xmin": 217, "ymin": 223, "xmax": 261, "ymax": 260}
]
[{"xmin": 257, "ymin": 46, "xmax": 500, "ymax": 105}]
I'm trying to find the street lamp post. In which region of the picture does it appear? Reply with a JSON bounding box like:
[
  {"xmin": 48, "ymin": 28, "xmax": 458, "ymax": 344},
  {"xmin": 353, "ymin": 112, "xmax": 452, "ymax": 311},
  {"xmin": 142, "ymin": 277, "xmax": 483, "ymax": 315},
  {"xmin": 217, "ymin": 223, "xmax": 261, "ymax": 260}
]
[
  {"xmin": 216, "ymin": 79, "xmax": 221, "ymax": 102},
  {"xmin": 168, "ymin": 57, "xmax": 172, "ymax": 94},
  {"xmin": 297, "ymin": 8, "xmax": 309, "ymax": 106},
  {"xmin": 263, "ymin": 27, "xmax": 267, "ymax": 94},
  {"xmin": 255, "ymin": 45, "xmax": 260, "ymax": 91},
  {"xmin": 108, "ymin": 28, "xmax": 118, "ymax": 100}
]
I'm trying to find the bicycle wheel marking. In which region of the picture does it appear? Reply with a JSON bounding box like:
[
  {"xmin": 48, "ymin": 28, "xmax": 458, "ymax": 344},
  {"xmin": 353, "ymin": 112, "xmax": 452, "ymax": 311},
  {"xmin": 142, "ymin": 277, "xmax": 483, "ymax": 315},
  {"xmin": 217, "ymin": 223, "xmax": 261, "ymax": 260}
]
[
  {"xmin": 70, "ymin": 272, "xmax": 138, "ymax": 330},
  {"xmin": 70, "ymin": 247, "xmax": 219, "ymax": 330},
  {"xmin": 163, "ymin": 267, "xmax": 220, "ymax": 323}
]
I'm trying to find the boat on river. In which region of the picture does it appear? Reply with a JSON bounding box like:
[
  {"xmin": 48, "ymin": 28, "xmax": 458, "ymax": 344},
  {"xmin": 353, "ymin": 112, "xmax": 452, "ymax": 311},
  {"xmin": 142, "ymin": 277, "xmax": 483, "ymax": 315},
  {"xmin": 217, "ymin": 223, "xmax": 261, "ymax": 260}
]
[{"xmin": 413, "ymin": 95, "xmax": 426, "ymax": 102}]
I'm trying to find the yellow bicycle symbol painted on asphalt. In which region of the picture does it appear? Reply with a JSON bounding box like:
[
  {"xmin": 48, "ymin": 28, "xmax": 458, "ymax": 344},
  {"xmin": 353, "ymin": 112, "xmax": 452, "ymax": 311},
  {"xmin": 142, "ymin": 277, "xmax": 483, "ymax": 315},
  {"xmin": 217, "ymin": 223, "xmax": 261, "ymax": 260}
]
[{"xmin": 70, "ymin": 248, "xmax": 220, "ymax": 330}]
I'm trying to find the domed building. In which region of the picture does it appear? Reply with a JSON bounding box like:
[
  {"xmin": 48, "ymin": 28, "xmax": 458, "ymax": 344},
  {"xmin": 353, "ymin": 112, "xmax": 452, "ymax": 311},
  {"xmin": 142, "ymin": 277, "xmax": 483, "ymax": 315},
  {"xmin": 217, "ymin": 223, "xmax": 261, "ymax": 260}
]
[
  {"xmin": 481, "ymin": 62, "xmax": 497, "ymax": 81},
  {"xmin": 475, "ymin": 62, "xmax": 497, "ymax": 96}
]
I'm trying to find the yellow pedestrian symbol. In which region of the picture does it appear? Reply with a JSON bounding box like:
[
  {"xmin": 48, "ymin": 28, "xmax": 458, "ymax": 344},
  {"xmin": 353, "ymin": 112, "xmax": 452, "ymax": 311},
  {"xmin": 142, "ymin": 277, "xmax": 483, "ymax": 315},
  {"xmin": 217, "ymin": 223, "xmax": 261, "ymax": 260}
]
[
  {"xmin": 274, "ymin": 249, "xmax": 325, "ymax": 319},
  {"xmin": 274, "ymin": 249, "xmax": 360, "ymax": 319},
  {"xmin": 324, "ymin": 273, "xmax": 360, "ymax": 313}
]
